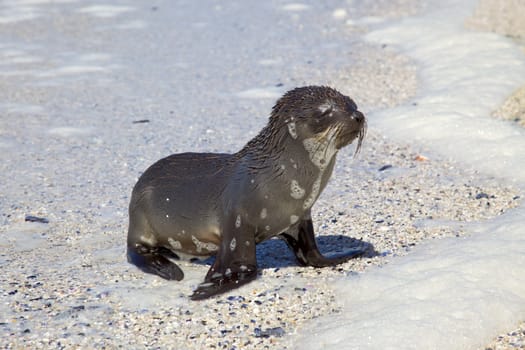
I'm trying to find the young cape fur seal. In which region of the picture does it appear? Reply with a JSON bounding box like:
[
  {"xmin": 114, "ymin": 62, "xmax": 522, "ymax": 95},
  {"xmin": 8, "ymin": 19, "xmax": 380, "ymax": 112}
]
[{"xmin": 127, "ymin": 86, "xmax": 367, "ymax": 300}]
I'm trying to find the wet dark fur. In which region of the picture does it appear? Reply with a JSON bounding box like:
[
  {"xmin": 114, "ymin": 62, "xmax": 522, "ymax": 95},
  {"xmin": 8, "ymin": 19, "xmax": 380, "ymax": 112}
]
[{"xmin": 127, "ymin": 86, "xmax": 366, "ymax": 300}]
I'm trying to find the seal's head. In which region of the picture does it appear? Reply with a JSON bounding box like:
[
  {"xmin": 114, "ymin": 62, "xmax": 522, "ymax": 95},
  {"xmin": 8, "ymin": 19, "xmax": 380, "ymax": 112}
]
[{"xmin": 271, "ymin": 86, "xmax": 366, "ymax": 154}]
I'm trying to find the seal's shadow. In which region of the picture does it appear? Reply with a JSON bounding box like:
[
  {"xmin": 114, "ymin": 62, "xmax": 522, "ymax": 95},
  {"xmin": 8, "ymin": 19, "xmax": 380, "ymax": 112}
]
[
  {"xmin": 257, "ymin": 236, "xmax": 376, "ymax": 269},
  {"xmin": 197, "ymin": 236, "xmax": 376, "ymax": 269}
]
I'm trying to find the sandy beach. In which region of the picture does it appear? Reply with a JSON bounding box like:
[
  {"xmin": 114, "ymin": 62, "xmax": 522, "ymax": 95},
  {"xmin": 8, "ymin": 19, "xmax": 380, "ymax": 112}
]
[{"xmin": 1, "ymin": 0, "xmax": 524, "ymax": 349}]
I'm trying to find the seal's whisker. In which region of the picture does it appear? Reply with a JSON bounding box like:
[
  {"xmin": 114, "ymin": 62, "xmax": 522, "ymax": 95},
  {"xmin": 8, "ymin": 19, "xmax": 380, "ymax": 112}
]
[
  {"xmin": 316, "ymin": 127, "xmax": 332, "ymax": 143},
  {"xmin": 315, "ymin": 125, "xmax": 337, "ymax": 160},
  {"xmin": 353, "ymin": 120, "xmax": 367, "ymax": 157},
  {"xmin": 311, "ymin": 129, "xmax": 330, "ymax": 156},
  {"xmin": 334, "ymin": 122, "xmax": 346, "ymax": 140},
  {"xmin": 321, "ymin": 124, "xmax": 342, "ymax": 161}
]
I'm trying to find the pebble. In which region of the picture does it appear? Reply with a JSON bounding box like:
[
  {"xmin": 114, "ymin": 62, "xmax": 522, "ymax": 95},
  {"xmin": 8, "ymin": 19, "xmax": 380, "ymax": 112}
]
[
  {"xmin": 24, "ymin": 215, "xmax": 49, "ymax": 224},
  {"xmin": 475, "ymin": 192, "xmax": 490, "ymax": 200},
  {"xmin": 254, "ymin": 327, "xmax": 286, "ymax": 338}
]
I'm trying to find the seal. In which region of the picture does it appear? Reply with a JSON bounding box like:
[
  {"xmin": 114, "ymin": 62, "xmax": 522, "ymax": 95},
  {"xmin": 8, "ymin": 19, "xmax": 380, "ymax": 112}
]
[{"xmin": 127, "ymin": 86, "xmax": 367, "ymax": 300}]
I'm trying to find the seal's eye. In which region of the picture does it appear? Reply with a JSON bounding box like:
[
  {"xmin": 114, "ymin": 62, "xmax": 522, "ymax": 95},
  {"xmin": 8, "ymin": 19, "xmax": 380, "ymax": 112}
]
[
  {"xmin": 320, "ymin": 107, "xmax": 333, "ymax": 116},
  {"xmin": 312, "ymin": 108, "xmax": 332, "ymax": 126},
  {"xmin": 317, "ymin": 101, "xmax": 334, "ymax": 116},
  {"xmin": 317, "ymin": 107, "xmax": 333, "ymax": 119}
]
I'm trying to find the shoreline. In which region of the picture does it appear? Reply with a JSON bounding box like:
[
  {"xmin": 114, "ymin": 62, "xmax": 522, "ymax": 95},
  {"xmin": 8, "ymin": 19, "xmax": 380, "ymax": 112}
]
[{"xmin": 466, "ymin": 1, "xmax": 525, "ymax": 348}]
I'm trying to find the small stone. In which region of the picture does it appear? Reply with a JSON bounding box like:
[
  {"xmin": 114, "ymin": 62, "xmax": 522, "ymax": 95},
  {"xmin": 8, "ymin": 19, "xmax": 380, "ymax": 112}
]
[
  {"xmin": 254, "ymin": 326, "xmax": 286, "ymax": 338},
  {"xmin": 475, "ymin": 192, "xmax": 489, "ymax": 199},
  {"xmin": 227, "ymin": 295, "xmax": 245, "ymax": 302},
  {"xmin": 25, "ymin": 215, "xmax": 49, "ymax": 224}
]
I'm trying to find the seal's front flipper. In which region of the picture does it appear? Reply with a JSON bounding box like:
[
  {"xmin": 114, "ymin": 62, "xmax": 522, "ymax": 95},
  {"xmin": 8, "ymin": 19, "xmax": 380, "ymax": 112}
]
[
  {"xmin": 127, "ymin": 244, "xmax": 184, "ymax": 281},
  {"xmin": 191, "ymin": 263, "xmax": 257, "ymax": 300},
  {"xmin": 281, "ymin": 218, "xmax": 366, "ymax": 267},
  {"xmin": 191, "ymin": 230, "xmax": 258, "ymax": 300}
]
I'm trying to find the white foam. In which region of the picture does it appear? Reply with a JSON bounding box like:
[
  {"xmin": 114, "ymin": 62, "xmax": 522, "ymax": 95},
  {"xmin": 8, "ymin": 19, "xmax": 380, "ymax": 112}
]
[
  {"xmin": 78, "ymin": 53, "xmax": 111, "ymax": 62},
  {"xmin": 1, "ymin": 103, "xmax": 44, "ymax": 114},
  {"xmin": 8, "ymin": 0, "xmax": 77, "ymax": 4},
  {"xmin": 349, "ymin": 16, "xmax": 385, "ymax": 26},
  {"xmin": 0, "ymin": 0, "xmax": 76, "ymax": 24},
  {"xmin": 298, "ymin": 210, "xmax": 525, "ymax": 350},
  {"xmin": 48, "ymin": 127, "xmax": 93, "ymax": 137},
  {"xmin": 281, "ymin": 3, "xmax": 310, "ymax": 12},
  {"xmin": 0, "ymin": 6, "xmax": 39, "ymax": 24},
  {"xmin": 366, "ymin": 16, "xmax": 525, "ymax": 183},
  {"xmin": 258, "ymin": 58, "xmax": 283, "ymax": 66},
  {"xmin": 0, "ymin": 52, "xmax": 42, "ymax": 64},
  {"xmin": 235, "ymin": 87, "xmax": 284, "ymax": 99},
  {"xmin": 297, "ymin": 0, "xmax": 525, "ymax": 348},
  {"xmin": 0, "ymin": 70, "xmax": 41, "ymax": 77},
  {"xmin": 97, "ymin": 277, "xmax": 190, "ymax": 311},
  {"xmin": 114, "ymin": 20, "xmax": 147, "ymax": 30},
  {"xmin": 1, "ymin": 221, "xmax": 49, "ymax": 252},
  {"xmin": 77, "ymin": 5, "xmax": 134, "ymax": 18},
  {"xmin": 37, "ymin": 65, "xmax": 108, "ymax": 77},
  {"xmin": 332, "ymin": 8, "xmax": 347, "ymax": 20}
]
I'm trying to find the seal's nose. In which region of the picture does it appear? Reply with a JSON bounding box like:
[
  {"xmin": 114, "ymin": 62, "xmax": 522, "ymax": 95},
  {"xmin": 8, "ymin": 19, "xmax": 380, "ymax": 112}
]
[{"xmin": 352, "ymin": 110, "xmax": 365, "ymax": 124}]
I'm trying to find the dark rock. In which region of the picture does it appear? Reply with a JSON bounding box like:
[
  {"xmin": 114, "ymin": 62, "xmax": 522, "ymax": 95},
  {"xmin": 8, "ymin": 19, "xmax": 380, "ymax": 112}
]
[
  {"xmin": 254, "ymin": 326, "xmax": 286, "ymax": 338},
  {"xmin": 226, "ymin": 295, "xmax": 245, "ymax": 302},
  {"xmin": 24, "ymin": 215, "xmax": 49, "ymax": 224}
]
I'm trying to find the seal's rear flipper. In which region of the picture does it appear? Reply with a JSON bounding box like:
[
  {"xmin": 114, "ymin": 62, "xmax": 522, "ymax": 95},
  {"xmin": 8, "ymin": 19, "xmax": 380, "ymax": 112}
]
[
  {"xmin": 127, "ymin": 245, "xmax": 184, "ymax": 281},
  {"xmin": 281, "ymin": 218, "xmax": 366, "ymax": 267}
]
